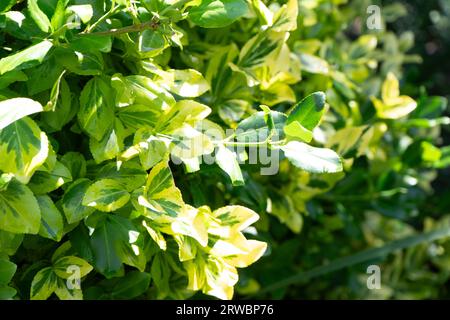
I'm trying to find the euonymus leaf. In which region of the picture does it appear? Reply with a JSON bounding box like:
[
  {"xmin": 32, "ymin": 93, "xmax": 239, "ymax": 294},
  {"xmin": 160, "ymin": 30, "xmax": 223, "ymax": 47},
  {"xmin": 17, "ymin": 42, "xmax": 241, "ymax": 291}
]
[
  {"xmin": 96, "ymin": 161, "xmax": 147, "ymax": 192},
  {"xmin": 0, "ymin": 117, "xmax": 49, "ymax": 184},
  {"xmin": 236, "ymin": 111, "xmax": 286, "ymax": 143},
  {"xmin": 42, "ymin": 78, "xmax": 77, "ymax": 132},
  {"xmin": 0, "ymin": 230, "xmax": 23, "ymax": 256},
  {"xmin": 156, "ymin": 100, "xmax": 211, "ymax": 134},
  {"xmin": 372, "ymin": 72, "xmax": 417, "ymax": 119},
  {"xmin": 67, "ymin": 5, "xmax": 93, "ymax": 24},
  {"xmin": 284, "ymin": 92, "xmax": 326, "ymax": 142},
  {"xmin": 138, "ymin": 29, "xmax": 167, "ymax": 57},
  {"xmin": 70, "ymin": 35, "xmax": 112, "ymax": 54},
  {"xmin": 0, "ymin": 0, "xmax": 15, "ymax": 13},
  {"xmin": 157, "ymin": 69, "xmax": 210, "ymax": 98},
  {"xmin": 28, "ymin": 161, "xmax": 72, "ymax": 195},
  {"xmin": 280, "ymin": 141, "xmax": 343, "ymax": 173},
  {"xmin": 117, "ymin": 104, "xmax": 161, "ymax": 130},
  {"xmin": 89, "ymin": 120, "xmax": 125, "ymax": 164},
  {"xmin": 36, "ymin": 195, "xmax": 64, "ymax": 241},
  {"xmin": 0, "ymin": 40, "xmax": 53, "ymax": 75},
  {"xmin": 133, "ymin": 131, "xmax": 169, "ymax": 170},
  {"xmin": 133, "ymin": 161, "xmax": 184, "ymax": 219},
  {"xmin": 0, "ymin": 70, "xmax": 28, "ymax": 89},
  {"xmin": 111, "ymin": 74, "xmax": 175, "ymax": 110},
  {"xmin": 82, "ymin": 179, "xmax": 131, "ymax": 212},
  {"xmin": 30, "ymin": 267, "xmax": 58, "ymax": 300},
  {"xmin": 78, "ymin": 76, "xmax": 115, "ymax": 141},
  {"xmin": 0, "ymin": 98, "xmax": 43, "ymax": 130},
  {"xmin": 90, "ymin": 214, "xmax": 146, "ymax": 278},
  {"xmin": 189, "ymin": 0, "xmax": 249, "ymax": 28},
  {"xmin": 54, "ymin": 278, "xmax": 83, "ymax": 300},
  {"xmin": 0, "ymin": 259, "xmax": 16, "ymax": 285},
  {"xmin": 60, "ymin": 152, "xmax": 87, "ymax": 181},
  {"xmin": 53, "ymin": 256, "xmax": 93, "ymax": 279},
  {"xmin": 215, "ymin": 145, "xmax": 244, "ymax": 186},
  {"xmin": 55, "ymin": 48, "xmax": 104, "ymax": 76},
  {"xmin": 27, "ymin": 0, "xmax": 52, "ymax": 33},
  {"xmin": 62, "ymin": 179, "xmax": 95, "ymax": 224},
  {"xmin": 189, "ymin": 0, "xmax": 248, "ymax": 28},
  {"xmin": 109, "ymin": 271, "xmax": 152, "ymax": 299}
]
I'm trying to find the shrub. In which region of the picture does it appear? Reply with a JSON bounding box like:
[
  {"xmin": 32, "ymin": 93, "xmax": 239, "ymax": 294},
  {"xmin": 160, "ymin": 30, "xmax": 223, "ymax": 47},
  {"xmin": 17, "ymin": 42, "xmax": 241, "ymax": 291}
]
[{"xmin": 0, "ymin": 0, "xmax": 448, "ymax": 300}]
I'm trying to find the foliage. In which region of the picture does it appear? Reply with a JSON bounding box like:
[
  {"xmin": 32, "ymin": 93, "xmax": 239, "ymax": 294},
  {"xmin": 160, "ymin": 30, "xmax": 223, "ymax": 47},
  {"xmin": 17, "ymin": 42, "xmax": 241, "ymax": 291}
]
[{"xmin": 0, "ymin": 0, "xmax": 448, "ymax": 300}]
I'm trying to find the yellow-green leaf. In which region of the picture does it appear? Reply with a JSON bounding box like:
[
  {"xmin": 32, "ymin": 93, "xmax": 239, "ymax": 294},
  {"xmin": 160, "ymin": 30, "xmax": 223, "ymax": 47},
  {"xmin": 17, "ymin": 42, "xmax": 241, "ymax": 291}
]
[
  {"xmin": 53, "ymin": 256, "xmax": 93, "ymax": 279},
  {"xmin": 30, "ymin": 267, "xmax": 58, "ymax": 300},
  {"xmin": 0, "ymin": 98, "xmax": 43, "ymax": 130},
  {"xmin": 0, "ymin": 117, "xmax": 49, "ymax": 184},
  {"xmin": 82, "ymin": 179, "xmax": 130, "ymax": 212}
]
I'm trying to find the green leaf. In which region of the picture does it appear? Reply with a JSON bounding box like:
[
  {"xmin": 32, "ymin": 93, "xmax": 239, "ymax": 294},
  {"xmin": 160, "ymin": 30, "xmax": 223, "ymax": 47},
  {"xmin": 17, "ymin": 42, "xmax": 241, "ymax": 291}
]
[
  {"xmin": 158, "ymin": 69, "xmax": 210, "ymax": 98},
  {"xmin": 236, "ymin": 111, "xmax": 287, "ymax": 143},
  {"xmin": 78, "ymin": 76, "xmax": 115, "ymax": 141},
  {"xmin": 189, "ymin": 0, "xmax": 249, "ymax": 28},
  {"xmin": 55, "ymin": 48, "xmax": 103, "ymax": 76},
  {"xmin": 30, "ymin": 267, "xmax": 58, "ymax": 300},
  {"xmin": 0, "ymin": 230, "xmax": 23, "ymax": 256},
  {"xmin": 0, "ymin": 117, "xmax": 49, "ymax": 184},
  {"xmin": 71, "ymin": 35, "xmax": 112, "ymax": 53},
  {"xmin": 0, "ymin": 70, "xmax": 28, "ymax": 89},
  {"xmin": 297, "ymin": 53, "xmax": 330, "ymax": 75},
  {"xmin": 169, "ymin": 124, "xmax": 214, "ymax": 160},
  {"xmin": 41, "ymin": 77, "xmax": 76, "ymax": 132},
  {"xmin": 0, "ymin": 285, "xmax": 16, "ymax": 299},
  {"xmin": 90, "ymin": 214, "xmax": 146, "ymax": 278},
  {"xmin": 54, "ymin": 277, "xmax": 83, "ymax": 300},
  {"xmin": 53, "ymin": 256, "xmax": 93, "ymax": 279},
  {"xmin": 26, "ymin": 57, "xmax": 64, "ymax": 96},
  {"xmin": 89, "ymin": 120, "xmax": 125, "ymax": 164},
  {"xmin": 82, "ymin": 179, "xmax": 131, "ymax": 212},
  {"xmin": 61, "ymin": 179, "xmax": 95, "ymax": 224},
  {"xmin": 133, "ymin": 161, "xmax": 184, "ymax": 218},
  {"xmin": 0, "ymin": 40, "xmax": 53, "ymax": 75},
  {"xmin": 50, "ymin": 0, "xmax": 69, "ymax": 31},
  {"xmin": 109, "ymin": 271, "xmax": 151, "ymax": 299},
  {"xmin": 156, "ymin": 100, "xmax": 211, "ymax": 134},
  {"xmin": 117, "ymin": 104, "xmax": 161, "ymax": 130},
  {"xmin": 60, "ymin": 152, "xmax": 86, "ymax": 181},
  {"xmin": 67, "ymin": 4, "xmax": 93, "ymax": 24},
  {"xmin": 0, "ymin": 0, "xmax": 16, "ymax": 13},
  {"xmin": 0, "ymin": 98, "xmax": 43, "ymax": 130},
  {"xmin": 0, "ymin": 259, "xmax": 16, "ymax": 285},
  {"xmin": 28, "ymin": 161, "xmax": 73, "ymax": 195},
  {"xmin": 96, "ymin": 161, "xmax": 147, "ymax": 192},
  {"xmin": 284, "ymin": 92, "xmax": 326, "ymax": 142},
  {"xmin": 36, "ymin": 195, "xmax": 64, "ymax": 241},
  {"xmin": 280, "ymin": 141, "xmax": 343, "ymax": 173},
  {"xmin": 28, "ymin": 0, "xmax": 52, "ymax": 33},
  {"xmin": 138, "ymin": 29, "xmax": 167, "ymax": 57},
  {"xmin": 132, "ymin": 131, "xmax": 169, "ymax": 170},
  {"xmin": 111, "ymin": 74, "xmax": 175, "ymax": 110}
]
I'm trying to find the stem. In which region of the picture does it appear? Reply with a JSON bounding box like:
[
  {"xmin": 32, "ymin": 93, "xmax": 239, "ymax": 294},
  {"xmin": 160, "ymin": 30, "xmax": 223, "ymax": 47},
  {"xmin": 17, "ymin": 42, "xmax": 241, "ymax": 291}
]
[
  {"xmin": 84, "ymin": 3, "xmax": 120, "ymax": 33},
  {"xmin": 83, "ymin": 0, "xmax": 192, "ymax": 36}
]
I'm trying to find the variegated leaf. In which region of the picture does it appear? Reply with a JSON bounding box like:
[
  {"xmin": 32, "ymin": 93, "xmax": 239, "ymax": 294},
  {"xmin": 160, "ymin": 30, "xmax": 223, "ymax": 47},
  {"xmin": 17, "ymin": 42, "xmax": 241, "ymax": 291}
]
[
  {"xmin": 82, "ymin": 179, "xmax": 130, "ymax": 212},
  {"xmin": 0, "ymin": 117, "xmax": 49, "ymax": 184},
  {"xmin": 0, "ymin": 178, "xmax": 41, "ymax": 234}
]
